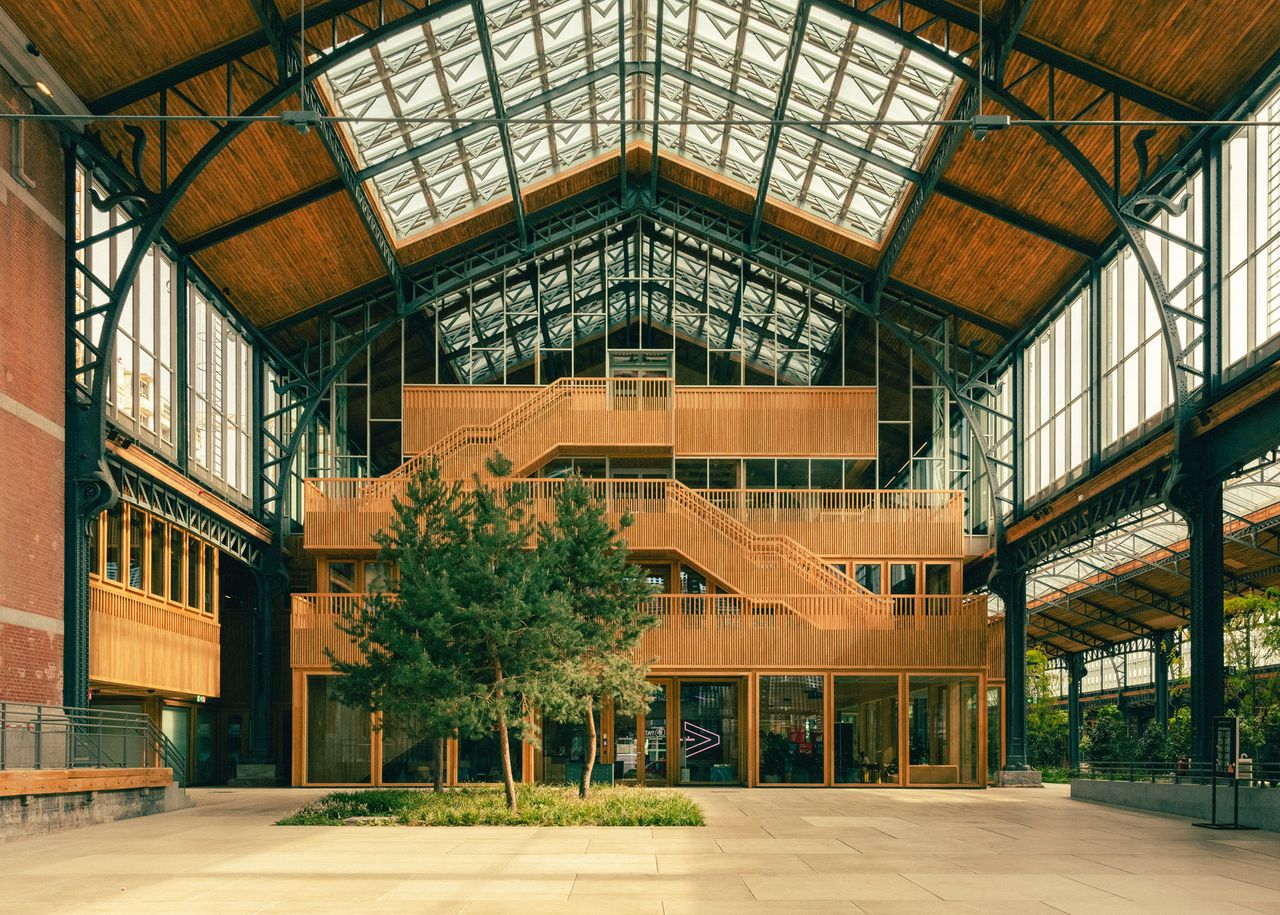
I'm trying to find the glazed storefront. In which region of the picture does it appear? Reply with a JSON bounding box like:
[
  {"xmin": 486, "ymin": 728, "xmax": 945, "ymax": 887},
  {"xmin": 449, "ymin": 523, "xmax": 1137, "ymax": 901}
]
[{"xmin": 294, "ymin": 671, "xmax": 993, "ymax": 788}]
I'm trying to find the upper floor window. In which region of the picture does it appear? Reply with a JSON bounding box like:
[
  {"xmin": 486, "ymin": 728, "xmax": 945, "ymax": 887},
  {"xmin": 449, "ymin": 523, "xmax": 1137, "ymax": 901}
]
[
  {"xmin": 1022, "ymin": 291, "xmax": 1089, "ymax": 501},
  {"xmin": 189, "ymin": 283, "xmax": 253, "ymax": 503},
  {"xmin": 73, "ymin": 165, "xmax": 179, "ymax": 457},
  {"xmin": 88, "ymin": 503, "xmax": 219, "ymax": 617},
  {"xmin": 1224, "ymin": 84, "xmax": 1280, "ymax": 376},
  {"xmin": 1100, "ymin": 172, "xmax": 1202, "ymax": 452}
]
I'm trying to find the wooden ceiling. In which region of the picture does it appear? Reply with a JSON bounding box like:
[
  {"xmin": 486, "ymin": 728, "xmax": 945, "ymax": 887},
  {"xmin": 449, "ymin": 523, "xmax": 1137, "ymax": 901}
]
[{"xmin": 9, "ymin": 0, "xmax": 1280, "ymax": 354}]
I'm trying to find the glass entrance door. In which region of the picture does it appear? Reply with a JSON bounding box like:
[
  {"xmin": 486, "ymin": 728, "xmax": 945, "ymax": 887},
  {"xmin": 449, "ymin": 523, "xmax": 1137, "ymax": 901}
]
[
  {"xmin": 613, "ymin": 682, "xmax": 670, "ymax": 784},
  {"xmin": 677, "ymin": 681, "xmax": 741, "ymax": 784},
  {"xmin": 161, "ymin": 706, "xmax": 190, "ymax": 786},
  {"xmin": 643, "ymin": 682, "xmax": 669, "ymax": 784}
]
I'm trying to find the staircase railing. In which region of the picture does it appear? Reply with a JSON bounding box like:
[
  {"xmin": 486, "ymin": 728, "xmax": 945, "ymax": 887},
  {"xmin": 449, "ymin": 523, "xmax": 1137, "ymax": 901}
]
[
  {"xmin": 506, "ymin": 479, "xmax": 879, "ymax": 619},
  {"xmin": 0, "ymin": 702, "xmax": 187, "ymax": 787},
  {"xmin": 390, "ymin": 377, "xmax": 674, "ymax": 482},
  {"xmin": 304, "ymin": 476, "xmax": 879, "ymax": 614}
]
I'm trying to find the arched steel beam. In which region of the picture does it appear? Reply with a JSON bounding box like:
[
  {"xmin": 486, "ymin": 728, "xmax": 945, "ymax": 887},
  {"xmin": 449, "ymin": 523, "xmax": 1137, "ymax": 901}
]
[
  {"xmin": 62, "ymin": 0, "xmax": 470, "ymax": 707},
  {"xmin": 827, "ymin": 0, "xmax": 1200, "ymax": 517},
  {"xmin": 78, "ymin": 0, "xmax": 465, "ymax": 418}
]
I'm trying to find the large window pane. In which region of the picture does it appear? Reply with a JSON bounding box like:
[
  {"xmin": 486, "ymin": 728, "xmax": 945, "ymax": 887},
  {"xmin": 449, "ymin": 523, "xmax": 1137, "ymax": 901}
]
[
  {"xmin": 188, "ymin": 283, "xmax": 253, "ymax": 503},
  {"xmin": 643, "ymin": 684, "xmax": 669, "ymax": 782},
  {"xmin": 127, "ymin": 508, "xmax": 145, "ymax": 590},
  {"xmin": 758, "ymin": 675, "xmax": 824, "ymax": 784},
  {"xmin": 923, "ymin": 564, "xmax": 951, "ymax": 594},
  {"xmin": 168, "ymin": 528, "xmax": 183, "ymax": 602},
  {"xmin": 855, "ymin": 563, "xmax": 882, "ymax": 594},
  {"xmin": 187, "ymin": 539, "xmax": 200, "ymax": 610},
  {"xmin": 75, "ymin": 166, "xmax": 178, "ymax": 458},
  {"xmin": 1100, "ymin": 173, "xmax": 1203, "ymax": 450},
  {"xmin": 457, "ymin": 732, "xmax": 523, "ymax": 783},
  {"xmin": 889, "ymin": 563, "xmax": 916, "ymax": 595},
  {"xmin": 908, "ymin": 675, "xmax": 980, "ymax": 785},
  {"xmin": 678, "ymin": 681, "xmax": 740, "ymax": 784},
  {"xmin": 1022, "ymin": 290, "xmax": 1089, "ymax": 500},
  {"xmin": 149, "ymin": 520, "xmax": 165, "ymax": 597},
  {"xmin": 1223, "ymin": 85, "xmax": 1280, "ymax": 377},
  {"xmin": 381, "ymin": 712, "xmax": 444, "ymax": 784},
  {"xmin": 834, "ymin": 676, "xmax": 899, "ymax": 784},
  {"xmin": 540, "ymin": 708, "xmax": 604, "ymax": 785},
  {"xmin": 987, "ymin": 686, "xmax": 1002, "ymax": 782},
  {"xmin": 104, "ymin": 505, "xmax": 123, "ymax": 582},
  {"xmin": 306, "ymin": 676, "xmax": 371, "ymax": 784},
  {"xmin": 204, "ymin": 545, "xmax": 215, "ymax": 616}
]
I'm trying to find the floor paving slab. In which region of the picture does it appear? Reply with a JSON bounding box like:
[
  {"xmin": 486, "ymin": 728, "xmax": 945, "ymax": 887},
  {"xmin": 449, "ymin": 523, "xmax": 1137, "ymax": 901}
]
[{"xmin": 3, "ymin": 783, "xmax": 1280, "ymax": 912}]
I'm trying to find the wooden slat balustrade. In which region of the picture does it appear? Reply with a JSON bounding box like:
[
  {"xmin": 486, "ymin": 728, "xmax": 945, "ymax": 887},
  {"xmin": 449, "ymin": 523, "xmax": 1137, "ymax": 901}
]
[
  {"xmin": 291, "ymin": 592, "xmax": 989, "ymax": 671},
  {"xmin": 400, "ymin": 382, "xmax": 877, "ymax": 462},
  {"xmin": 304, "ymin": 478, "xmax": 882, "ymax": 620},
  {"xmin": 89, "ymin": 581, "xmax": 220, "ymax": 697},
  {"xmin": 673, "ymin": 387, "xmax": 877, "ymax": 457},
  {"xmin": 696, "ymin": 489, "xmax": 964, "ymax": 558},
  {"xmin": 306, "ymin": 478, "xmax": 963, "ymax": 573},
  {"xmin": 396, "ymin": 378, "xmax": 674, "ymax": 479},
  {"xmin": 986, "ymin": 616, "xmax": 1006, "ymax": 680},
  {"xmin": 403, "ymin": 385, "xmax": 540, "ymax": 454}
]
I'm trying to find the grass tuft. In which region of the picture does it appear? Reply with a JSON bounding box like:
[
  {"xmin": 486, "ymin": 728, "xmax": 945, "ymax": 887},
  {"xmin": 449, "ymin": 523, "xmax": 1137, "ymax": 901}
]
[{"xmin": 277, "ymin": 784, "xmax": 704, "ymax": 827}]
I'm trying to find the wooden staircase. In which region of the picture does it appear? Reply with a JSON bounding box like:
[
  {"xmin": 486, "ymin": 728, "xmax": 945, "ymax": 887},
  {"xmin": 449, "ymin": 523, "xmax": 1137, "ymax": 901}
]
[
  {"xmin": 391, "ymin": 377, "xmax": 674, "ymax": 482},
  {"xmin": 307, "ymin": 377, "xmax": 891, "ymax": 625}
]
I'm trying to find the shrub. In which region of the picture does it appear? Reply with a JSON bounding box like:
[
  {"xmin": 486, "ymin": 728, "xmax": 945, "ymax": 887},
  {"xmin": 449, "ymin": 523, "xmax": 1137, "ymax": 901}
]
[{"xmin": 278, "ymin": 785, "xmax": 705, "ymax": 827}]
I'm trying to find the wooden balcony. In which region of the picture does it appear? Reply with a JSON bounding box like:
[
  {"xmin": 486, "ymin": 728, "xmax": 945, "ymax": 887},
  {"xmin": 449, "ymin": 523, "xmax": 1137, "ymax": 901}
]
[
  {"xmin": 89, "ymin": 581, "xmax": 220, "ymax": 698},
  {"xmin": 400, "ymin": 382, "xmax": 877, "ymax": 462},
  {"xmin": 697, "ymin": 489, "xmax": 964, "ymax": 558},
  {"xmin": 673, "ymin": 387, "xmax": 876, "ymax": 457},
  {"xmin": 403, "ymin": 385, "xmax": 540, "ymax": 454},
  {"xmin": 306, "ymin": 476, "xmax": 962, "ymax": 568},
  {"xmin": 291, "ymin": 592, "xmax": 989, "ymax": 672},
  {"xmin": 398, "ymin": 378, "xmax": 675, "ymax": 480},
  {"xmin": 303, "ymin": 478, "xmax": 882, "ymax": 618}
]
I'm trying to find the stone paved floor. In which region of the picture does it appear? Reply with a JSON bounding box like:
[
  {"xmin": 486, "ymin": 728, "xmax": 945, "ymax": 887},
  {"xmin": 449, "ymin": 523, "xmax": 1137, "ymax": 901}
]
[{"xmin": 4, "ymin": 784, "xmax": 1280, "ymax": 914}]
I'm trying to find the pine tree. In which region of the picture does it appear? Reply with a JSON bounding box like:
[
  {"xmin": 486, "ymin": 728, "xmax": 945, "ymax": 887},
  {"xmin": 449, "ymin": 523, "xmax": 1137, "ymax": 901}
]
[
  {"xmin": 532, "ymin": 475, "xmax": 656, "ymax": 797},
  {"xmin": 327, "ymin": 459, "xmax": 469, "ymax": 793},
  {"xmin": 444, "ymin": 453, "xmax": 579, "ymax": 811},
  {"xmin": 329, "ymin": 453, "xmax": 579, "ymax": 812}
]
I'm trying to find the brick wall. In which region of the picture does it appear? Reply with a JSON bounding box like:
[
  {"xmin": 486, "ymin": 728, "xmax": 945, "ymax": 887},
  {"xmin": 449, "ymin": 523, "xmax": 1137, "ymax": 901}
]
[{"xmin": 0, "ymin": 68, "xmax": 67, "ymax": 705}]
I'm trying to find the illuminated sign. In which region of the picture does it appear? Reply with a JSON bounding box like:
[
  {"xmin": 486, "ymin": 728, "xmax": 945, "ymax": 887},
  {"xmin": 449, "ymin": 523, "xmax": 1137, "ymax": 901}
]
[{"xmin": 682, "ymin": 720, "xmax": 721, "ymax": 758}]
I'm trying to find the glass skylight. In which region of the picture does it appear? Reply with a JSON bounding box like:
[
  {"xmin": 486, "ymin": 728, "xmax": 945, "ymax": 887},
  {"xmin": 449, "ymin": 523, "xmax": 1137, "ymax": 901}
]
[
  {"xmin": 320, "ymin": 0, "xmax": 959, "ymax": 244},
  {"xmin": 433, "ymin": 217, "xmax": 840, "ymax": 383}
]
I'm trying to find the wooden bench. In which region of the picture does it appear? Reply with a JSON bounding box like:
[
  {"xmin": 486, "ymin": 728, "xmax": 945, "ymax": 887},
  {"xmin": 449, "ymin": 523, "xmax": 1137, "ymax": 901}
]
[{"xmin": 0, "ymin": 768, "xmax": 173, "ymax": 796}]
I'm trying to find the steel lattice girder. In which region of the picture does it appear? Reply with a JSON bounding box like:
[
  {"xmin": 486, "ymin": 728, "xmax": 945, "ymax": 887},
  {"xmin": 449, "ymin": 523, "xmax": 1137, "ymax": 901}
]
[
  {"xmin": 824, "ymin": 0, "xmax": 1204, "ymax": 449},
  {"xmin": 108, "ymin": 456, "xmax": 264, "ymax": 566}
]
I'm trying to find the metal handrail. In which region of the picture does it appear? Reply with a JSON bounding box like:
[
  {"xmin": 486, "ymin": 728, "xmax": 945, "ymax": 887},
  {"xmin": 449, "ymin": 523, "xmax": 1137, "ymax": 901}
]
[
  {"xmin": 0, "ymin": 701, "xmax": 187, "ymax": 786},
  {"xmin": 1070, "ymin": 759, "xmax": 1280, "ymax": 787}
]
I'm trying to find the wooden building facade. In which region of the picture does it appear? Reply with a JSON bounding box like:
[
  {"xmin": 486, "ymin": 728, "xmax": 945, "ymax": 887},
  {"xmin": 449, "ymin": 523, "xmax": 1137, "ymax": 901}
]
[{"xmin": 293, "ymin": 379, "xmax": 1004, "ymax": 788}]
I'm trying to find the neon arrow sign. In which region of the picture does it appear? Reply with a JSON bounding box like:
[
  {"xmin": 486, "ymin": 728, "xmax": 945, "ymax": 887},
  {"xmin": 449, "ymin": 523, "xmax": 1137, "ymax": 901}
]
[{"xmin": 682, "ymin": 720, "xmax": 721, "ymax": 758}]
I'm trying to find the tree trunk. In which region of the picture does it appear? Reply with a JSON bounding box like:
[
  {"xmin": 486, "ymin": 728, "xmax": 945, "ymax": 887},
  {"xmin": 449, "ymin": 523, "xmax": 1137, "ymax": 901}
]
[
  {"xmin": 580, "ymin": 696, "xmax": 597, "ymax": 799},
  {"xmin": 434, "ymin": 737, "xmax": 445, "ymax": 793},
  {"xmin": 494, "ymin": 675, "xmax": 518, "ymax": 812}
]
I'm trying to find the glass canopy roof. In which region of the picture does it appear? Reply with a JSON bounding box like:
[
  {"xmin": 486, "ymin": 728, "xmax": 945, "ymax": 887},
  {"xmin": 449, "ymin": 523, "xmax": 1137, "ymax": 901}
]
[
  {"xmin": 1025, "ymin": 456, "xmax": 1280, "ymax": 614},
  {"xmin": 321, "ymin": 0, "xmax": 958, "ymax": 244},
  {"xmin": 433, "ymin": 216, "xmax": 841, "ymax": 383}
]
